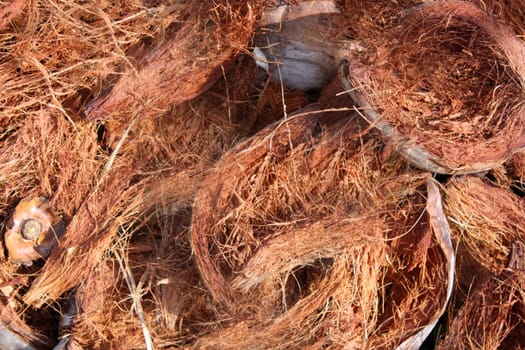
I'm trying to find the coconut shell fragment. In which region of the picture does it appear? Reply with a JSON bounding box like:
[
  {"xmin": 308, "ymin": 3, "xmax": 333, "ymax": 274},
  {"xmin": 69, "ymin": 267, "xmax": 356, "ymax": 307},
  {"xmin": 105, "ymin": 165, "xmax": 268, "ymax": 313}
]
[
  {"xmin": 255, "ymin": 0, "xmax": 341, "ymax": 90},
  {"xmin": 4, "ymin": 196, "xmax": 64, "ymax": 266}
]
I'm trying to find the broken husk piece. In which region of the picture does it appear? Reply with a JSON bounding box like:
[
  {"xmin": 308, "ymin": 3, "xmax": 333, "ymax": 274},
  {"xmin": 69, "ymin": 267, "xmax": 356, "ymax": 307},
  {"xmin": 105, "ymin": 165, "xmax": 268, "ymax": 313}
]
[
  {"xmin": 84, "ymin": 0, "xmax": 265, "ymax": 122},
  {"xmin": 444, "ymin": 176, "xmax": 525, "ymax": 284},
  {"xmin": 343, "ymin": 0, "xmax": 525, "ymax": 174},
  {"xmin": 191, "ymin": 106, "xmax": 454, "ymax": 348},
  {"xmin": 442, "ymin": 176, "xmax": 525, "ymax": 347}
]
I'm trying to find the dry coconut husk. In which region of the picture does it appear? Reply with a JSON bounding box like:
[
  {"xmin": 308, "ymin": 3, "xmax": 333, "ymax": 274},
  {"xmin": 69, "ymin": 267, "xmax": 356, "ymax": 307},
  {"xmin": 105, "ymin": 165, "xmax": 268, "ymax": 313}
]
[
  {"xmin": 0, "ymin": 109, "xmax": 98, "ymax": 347},
  {"xmin": 84, "ymin": 0, "xmax": 267, "ymax": 122},
  {"xmin": 26, "ymin": 56, "xmax": 260, "ymax": 348},
  {"xmin": 442, "ymin": 175, "xmax": 525, "ymax": 348},
  {"xmin": 0, "ymin": 0, "xmax": 175, "ymax": 131},
  {"xmin": 0, "ymin": 0, "xmax": 280, "ymax": 347},
  {"xmin": 343, "ymin": 0, "xmax": 525, "ymax": 174},
  {"xmin": 66, "ymin": 181, "xmax": 213, "ymax": 349},
  {"xmin": 437, "ymin": 241, "xmax": 525, "ymax": 349},
  {"xmin": 444, "ymin": 175, "xmax": 525, "ymax": 293},
  {"xmin": 191, "ymin": 106, "xmax": 455, "ymax": 349}
]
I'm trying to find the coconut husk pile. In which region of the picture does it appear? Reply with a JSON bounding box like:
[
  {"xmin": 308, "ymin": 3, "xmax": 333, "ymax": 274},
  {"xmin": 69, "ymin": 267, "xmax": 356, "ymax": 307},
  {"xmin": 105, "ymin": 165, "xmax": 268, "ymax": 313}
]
[
  {"xmin": 0, "ymin": 0, "xmax": 266, "ymax": 347},
  {"xmin": 0, "ymin": 0, "xmax": 525, "ymax": 349},
  {"xmin": 341, "ymin": 0, "xmax": 525, "ymax": 174}
]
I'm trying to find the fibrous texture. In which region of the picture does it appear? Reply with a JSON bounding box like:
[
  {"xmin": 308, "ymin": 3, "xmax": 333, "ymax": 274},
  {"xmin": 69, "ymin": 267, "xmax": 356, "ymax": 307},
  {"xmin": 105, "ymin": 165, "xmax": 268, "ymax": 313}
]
[
  {"xmin": 442, "ymin": 176, "xmax": 525, "ymax": 348},
  {"xmin": 1, "ymin": 0, "xmax": 524, "ymax": 348},
  {"xmin": 343, "ymin": 0, "xmax": 525, "ymax": 174},
  {"xmin": 84, "ymin": 0, "xmax": 266, "ymax": 122},
  {"xmin": 191, "ymin": 108, "xmax": 454, "ymax": 349}
]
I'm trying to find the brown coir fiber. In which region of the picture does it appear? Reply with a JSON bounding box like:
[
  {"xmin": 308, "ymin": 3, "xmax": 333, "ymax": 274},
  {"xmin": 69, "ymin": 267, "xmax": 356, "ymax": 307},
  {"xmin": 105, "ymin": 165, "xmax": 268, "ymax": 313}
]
[
  {"xmin": 66, "ymin": 177, "xmax": 214, "ymax": 349},
  {"xmin": 444, "ymin": 176, "xmax": 525, "ymax": 293},
  {"xmin": 21, "ymin": 53, "xmax": 257, "ymax": 305},
  {"xmin": 22, "ymin": 56, "xmax": 260, "ymax": 348},
  {"xmin": 437, "ymin": 264, "xmax": 525, "ymax": 349},
  {"xmin": 343, "ymin": 1, "xmax": 525, "ymax": 174},
  {"xmin": 0, "ymin": 108, "xmax": 99, "ymax": 346},
  {"xmin": 500, "ymin": 0, "xmax": 525, "ymax": 37},
  {"xmin": 84, "ymin": 0, "xmax": 268, "ymax": 122},
  {"xmin": 0, "ymin": 0, "xmax": 175, "ymax": 130},
  {"xmin": 191, "ymin": 107, "xmax": 454, "ymax": 349}
]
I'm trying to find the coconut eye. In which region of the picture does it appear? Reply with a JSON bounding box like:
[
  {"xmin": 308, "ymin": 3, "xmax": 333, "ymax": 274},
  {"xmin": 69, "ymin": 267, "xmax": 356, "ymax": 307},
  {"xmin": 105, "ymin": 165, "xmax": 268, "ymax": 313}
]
[
  {"xmin": 20, "ymin": 218, "xmax": 42, "ymax": 241},
  {"xmin": 4, "ymin": 196, "xmax": 64, "ymax": 265}
]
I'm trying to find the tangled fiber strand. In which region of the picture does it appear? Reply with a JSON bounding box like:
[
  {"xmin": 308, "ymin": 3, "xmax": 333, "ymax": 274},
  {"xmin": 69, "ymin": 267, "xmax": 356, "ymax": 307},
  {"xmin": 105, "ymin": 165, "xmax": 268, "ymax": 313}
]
[
  {"xmin": 337, "ymin": 0, "xmax": 424, "ymax": 41},
  {"xmin": 68, "ymin": 175, "xmax": 211, "ymax": 349},
  {"xmin": 0, "ymin": 110, "xmax": 99, "ymax": 217},
  {"xmin": 191, "ymin": 106, "xmax": 454, "ymax": 349},
  {"xmin": 84, "ymin": 0, "xmax": 269, "ymax": 122},
  {"xmin": 23, "ymin": 65, "xmax": 257, "ymax": 308},
  {"xmin": 250, "ymin": 82, "xmax": 310, "ymax": 132},
  {"xmin": 343, "ymin": 0, "xmax": 525, "ymax": 173}
]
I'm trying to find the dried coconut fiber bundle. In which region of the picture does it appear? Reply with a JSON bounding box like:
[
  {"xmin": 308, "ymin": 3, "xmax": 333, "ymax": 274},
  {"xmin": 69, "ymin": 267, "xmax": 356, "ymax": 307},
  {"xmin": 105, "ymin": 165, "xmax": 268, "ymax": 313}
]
[
  {"xmin": 442, "ymin": 176, "xmax": 525, "ymax": 347},
  {"xmin": 191, "ymin": 107, "xmax": 455, "ymax": 349},
  {"xmin": 343, "ymin": 0, "xmax": 525, "ymax": 174}
]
